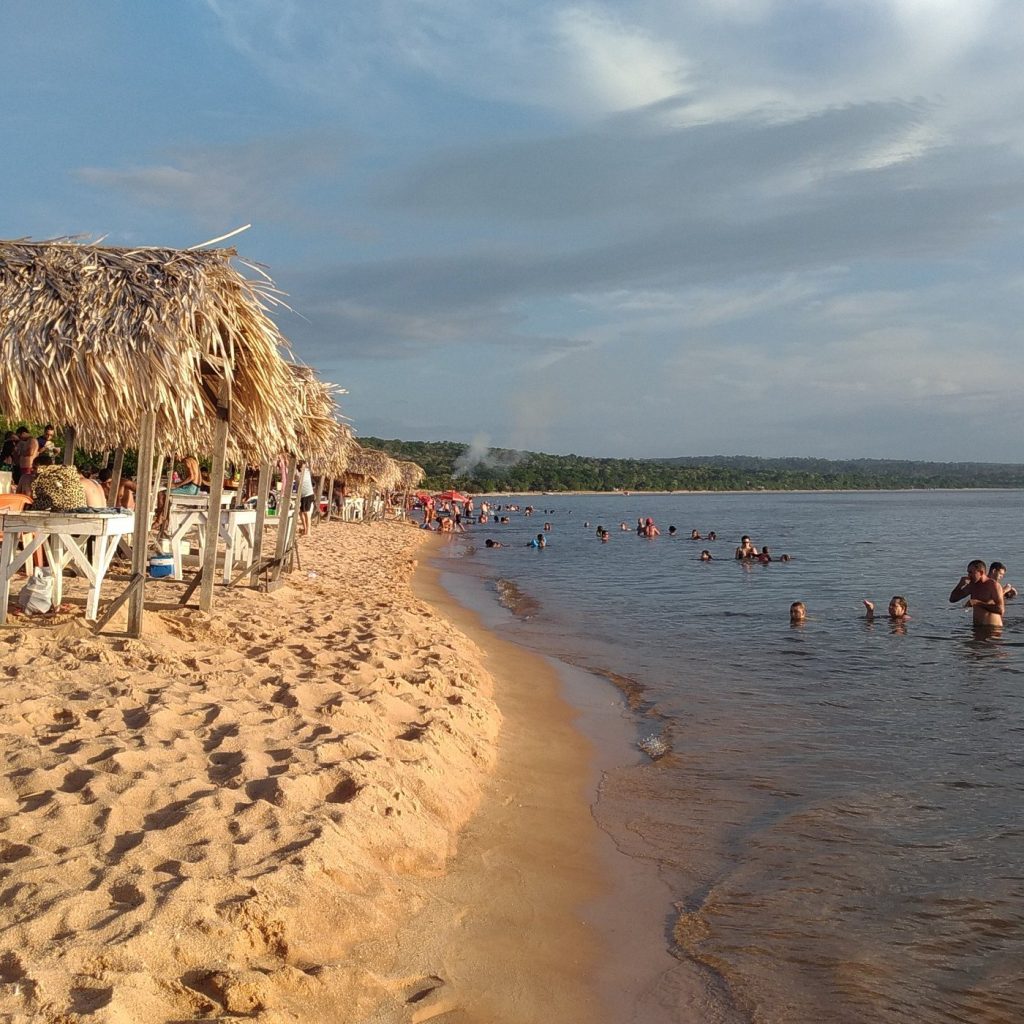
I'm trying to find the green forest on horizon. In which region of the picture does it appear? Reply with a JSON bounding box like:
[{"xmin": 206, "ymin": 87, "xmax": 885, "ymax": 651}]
[{"xmin": 360, "ymin": 437, "xmax": 1024, "ymax": 493}]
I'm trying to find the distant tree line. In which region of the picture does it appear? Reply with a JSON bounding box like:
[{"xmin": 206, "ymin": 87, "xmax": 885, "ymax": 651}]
[{"xmin": 360, "ymin": 437, "xmax": 1024, "ymax": 493}]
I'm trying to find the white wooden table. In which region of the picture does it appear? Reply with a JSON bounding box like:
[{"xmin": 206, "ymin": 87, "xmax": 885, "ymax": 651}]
[
  {"xmin": 167, "ymin": 500, "xmax": 256, "ymax": 583},
  {"xmin": 0, "ymin": 511, "xmax": 135, "ymax": 622}
]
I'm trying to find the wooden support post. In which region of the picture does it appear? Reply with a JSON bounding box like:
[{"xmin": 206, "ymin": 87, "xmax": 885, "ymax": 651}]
[
  {"xmin": 250, "ymin": 459, "xmax": 272, "ymax": 588},
  {"xmin": 94, "ymin": 572, "xmax": 144, "ymax": 633},
  {"xmin": 199, "ymin": 383, "xmax": 231, "ymax": 612},
  {"xmin": 178, "ymin": 569, "xmax": 204, "ymax": 607},
  {"xmin": 127, "ymin": 411, "xmax": 157, "ymax": 637},
  {"xmin": 325, "ymin": 476, "xmax": 335, "ymax": 521},
  {"xmin": 109, "ymin": 448, "xmax": 125, "ymax": 508},
  {"xmin": 271, "ymin": 455, "xmax": 296, "ymax": 583},
  {"xmin": 61, "ymin": 426, "xmax": 76, "ymax": 466},
  {"xmin": 313, "ymin": 475, "xmax": 324, "ymax": 525}
]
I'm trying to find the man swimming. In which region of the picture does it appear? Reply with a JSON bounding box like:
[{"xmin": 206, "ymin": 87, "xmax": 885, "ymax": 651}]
[{"xmin": 949, "ymin": 560, "xmax": 1004, "ymax": 628}]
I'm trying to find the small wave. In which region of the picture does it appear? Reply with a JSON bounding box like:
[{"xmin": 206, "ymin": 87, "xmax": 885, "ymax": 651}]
[
  {"xmin": 638, "ymin": 731, "xmax": 671, "ymax": 760},
  {"xmin": 494, "ymin": 577, "xmax": 541, "ymax": 620}
]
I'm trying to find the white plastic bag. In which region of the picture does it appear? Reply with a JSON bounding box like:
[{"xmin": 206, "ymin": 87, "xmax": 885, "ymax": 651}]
[{"xmin": 18, "ymin": 567, "xmax": 54, "ymax": 615}]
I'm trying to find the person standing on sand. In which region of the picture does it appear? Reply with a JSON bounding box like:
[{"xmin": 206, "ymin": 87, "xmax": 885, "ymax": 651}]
[
  {"xmin": 949, "ymin": 560, "xmax": 1004, "ymax": 628},
  {"xmin": 297, "ymin": 460, "xmax": 316, "ymax": 536}
]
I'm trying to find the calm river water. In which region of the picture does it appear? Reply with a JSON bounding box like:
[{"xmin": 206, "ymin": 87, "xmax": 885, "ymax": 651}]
[{"xmin": 432, "ymin": 490, "xmax": 1023, "ymax": 1024}]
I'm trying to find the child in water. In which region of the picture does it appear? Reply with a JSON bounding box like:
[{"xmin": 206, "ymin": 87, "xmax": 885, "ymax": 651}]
[{"xmin": 790, "ymin": 601, "xmax": 806, "ymax": 624}]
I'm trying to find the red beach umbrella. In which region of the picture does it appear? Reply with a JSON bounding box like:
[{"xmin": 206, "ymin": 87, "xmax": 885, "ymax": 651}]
[{"xmin": 434, "ymin": 490, "xmax": 470, "ymax": 503}]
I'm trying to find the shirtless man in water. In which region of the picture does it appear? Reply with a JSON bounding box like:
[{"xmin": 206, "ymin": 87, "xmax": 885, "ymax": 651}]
[{"xmin": 949, "ymin": 560, "xmax": 1004, "ymax": 628}]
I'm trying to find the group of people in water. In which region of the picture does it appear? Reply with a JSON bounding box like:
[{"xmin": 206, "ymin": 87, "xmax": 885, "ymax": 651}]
[
  {"xmin": 440, "ymin": 498, "xmax": 1017, "ymax": 632},
  {"xmin": 789, "ymin": 559, "xmax": 1016, "ymax": 630}
]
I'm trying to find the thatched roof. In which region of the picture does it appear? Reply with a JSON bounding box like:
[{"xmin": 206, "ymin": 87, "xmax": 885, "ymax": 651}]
[
  {"xmin": 290, "ymin": 363, "xmax": 343, "ymax": 462},
  {"xmin": 396, "ymin": 460, "xmax": 425, "ymax": 490},
  {"xmin": 0, "ymin": 239, "xmax": 298, "ymax": 457},
  {"xmin": 346, "ymin": 444, "xmax": 401, "ymax": 491},
  {"xmin": 310, "ymin": 420, "xmax": 354, "ymax": 478}
]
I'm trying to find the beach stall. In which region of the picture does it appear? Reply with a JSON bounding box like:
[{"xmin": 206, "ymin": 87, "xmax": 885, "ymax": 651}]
[
  {"xmin": 313, "ymin": 420, "xmax": 354, "ymax": 523},
  {"xmin": 0, "ymin": 238, "xmax": 298, "ymax": 634},
  {"xmin": 291, "ymin": 364, "xmax": 344, "ymax": 521},
  {"xmin": 395, "ymin": 460, "xmax": 426, "ymax": 519},
  {"xmin": 261, "ymin": 366, "xmax": 344, "ymax": 583},
  {"xmin": 344, "ymin": 445, "xmax": 402, "ymax": 522}
]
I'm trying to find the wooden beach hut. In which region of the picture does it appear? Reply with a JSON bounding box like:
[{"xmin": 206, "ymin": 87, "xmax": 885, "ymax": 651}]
[
  {"xmin": 395, "ymin": 460, "xmax": 426, "ymax": 519},
  {"xmin": 344, "ymin": 445, "xmax": 402, "ymax": 521},
  {"xmin": 0, "ymin": 238, "xmax": 298, "ymax": 634},
  {"xmin": 256, "ymin": 365, "xmax": 345, "ymax": 583},
  {"xmin": 312, "ymin": 420, "xmax": 354, "ymax": 523}
]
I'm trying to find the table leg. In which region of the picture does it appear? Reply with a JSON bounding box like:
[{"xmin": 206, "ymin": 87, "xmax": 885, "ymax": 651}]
[
  {"xmin": 222, "ymin": 526, "xmax": 235, "ymax": 584},
  {"xmin": 86, "ymin": 535, "xmax": 109, "ymax": 620},
  {"xmin": 48, "ymin": 537, "xmax": 65, "ymax": 608},
  {"xmin": 171, "ymin": 534, "xmax": 183, "ymax": 580},
  {"xmin": 0, "ymin": 531, "xmax": 15, "ymax": 624},
  {"xmin": 239, "ymin": 524, "xmax": 254, "ymax": 565}
]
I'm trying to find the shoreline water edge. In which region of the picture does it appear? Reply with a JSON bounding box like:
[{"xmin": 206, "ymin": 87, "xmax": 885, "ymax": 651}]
[{"xmin": 0, "ymin": 520, "xmax": 701, "ymax": 1023}]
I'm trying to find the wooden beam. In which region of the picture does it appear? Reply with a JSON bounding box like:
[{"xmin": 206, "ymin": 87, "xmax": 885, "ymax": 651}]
[
  {"xmin": 108, "ymin": 448, "xmax": 125, "ymax": 508},
  {"xmin": 127, "ymin": 411, "xmax": 157, "ymax": 637},
  {"xmin": 61, "ymin": 426, "xmax": 76, "ymax": 466},
  {"xmin": 199, "ymin": 383, "xmax": 231, "ymax": 612},
  {"xmin": 312, "ymin": 475, "xmax": 324, "ymax": 525},
  {"xmin": 271, "ymin": 455, "xmax": 296, "ymax": 583},
  {"xmin": 325, "ymin": 476, "xmax": 335, "ymax": 521},
  {"xmin": 94, "ymin": 572, "xmax": 144, "ymax": 633},
  {"xmin": 178, "ymin": 569, "xmax": 204, "ymax": 607},
  {"xmin": 250, "ymin": 459, "xmax": 272, "ymax": 588}
]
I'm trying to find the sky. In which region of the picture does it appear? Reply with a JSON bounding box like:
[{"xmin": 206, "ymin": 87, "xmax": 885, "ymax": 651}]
[{"xmin": 3, "ymin": 0, "xmax": 1024, "ymax": 462}]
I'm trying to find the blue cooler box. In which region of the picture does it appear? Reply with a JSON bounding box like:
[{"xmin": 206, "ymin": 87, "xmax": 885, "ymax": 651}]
[{"xmin": 148, "ymin": 554, "xmax": 174, "ymax": 578}]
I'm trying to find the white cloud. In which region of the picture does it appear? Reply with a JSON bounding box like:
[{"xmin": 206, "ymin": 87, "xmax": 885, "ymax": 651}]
[{"xmin": 554, "ymin": 6, "xmax": 688, "ymax": 111}]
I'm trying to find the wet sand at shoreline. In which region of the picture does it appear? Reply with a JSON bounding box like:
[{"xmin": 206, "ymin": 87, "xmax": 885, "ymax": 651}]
[{"xmin": 0, "ymin": 520, "xmax": 654, "ymax": 1023}]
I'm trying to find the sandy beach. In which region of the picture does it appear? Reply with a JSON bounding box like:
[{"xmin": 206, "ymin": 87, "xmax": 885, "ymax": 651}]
[{"xmin": 0, "ymin": 520, "xmax": 614, "ymax": 1023}]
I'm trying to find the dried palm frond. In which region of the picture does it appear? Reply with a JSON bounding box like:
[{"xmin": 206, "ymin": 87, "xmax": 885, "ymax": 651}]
[
  {"xmin": 0, "ymin": 239, "xmax": 298, "ymax": 457},
  {"xmin": 310, "ymin": 420, "xmax": 352, "ymax": 478},
  {"xmin": 289, "ymin": 363, "xmax": 343, "ymax": 462}
]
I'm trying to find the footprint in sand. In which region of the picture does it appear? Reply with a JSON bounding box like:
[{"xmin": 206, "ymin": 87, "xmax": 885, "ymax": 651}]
[
  {"xmin": 207, "ymin": 750, "xmax": 245, "ymax": 785},
  {"xmin": 59, "ymin": 768, "xmax": 95, "ymax": 794},
  {"xmin": 202, "ymin": 723, "xmax": 239, "ymax": 753},
  {"xmin": 109, "ymin": 881, "xmax": 145, "ymax": 909},
  {"xmin": 121, "ymin": 707, "xmax": 150, "ymax": 730}
]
